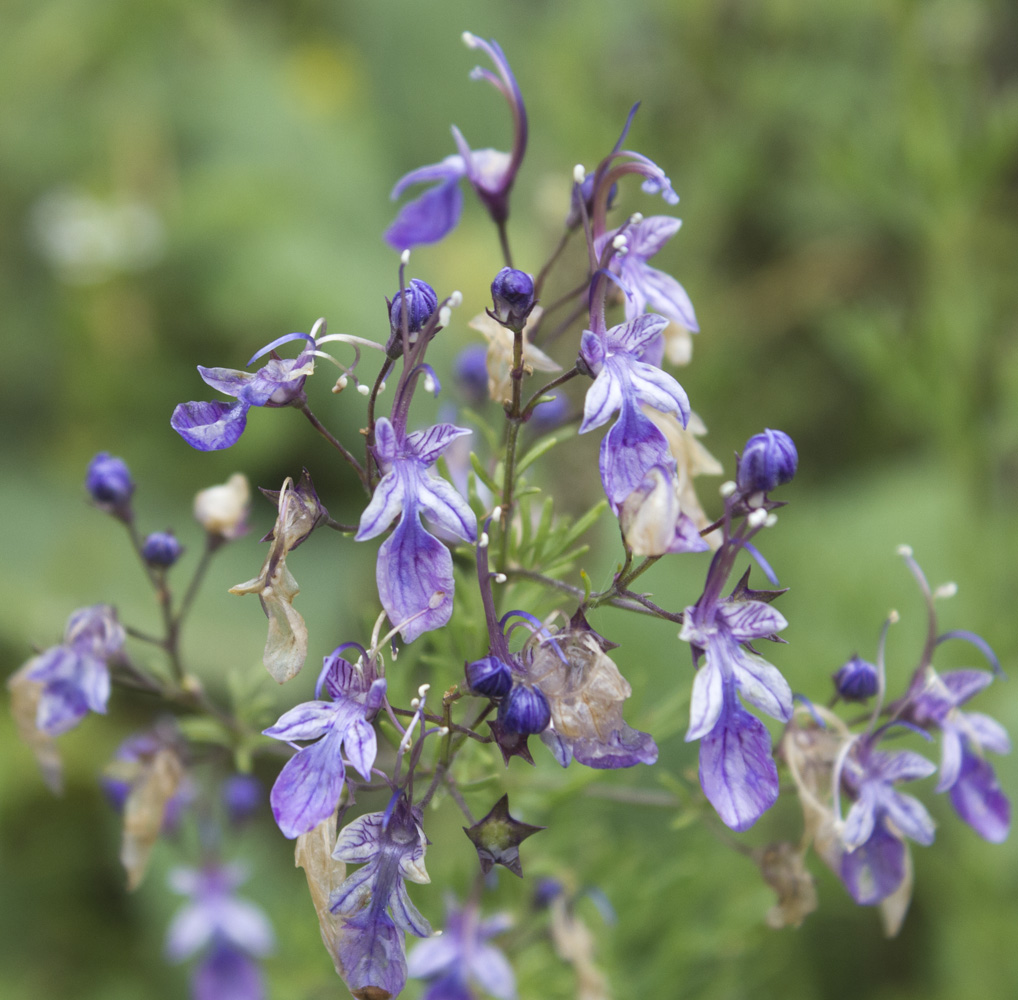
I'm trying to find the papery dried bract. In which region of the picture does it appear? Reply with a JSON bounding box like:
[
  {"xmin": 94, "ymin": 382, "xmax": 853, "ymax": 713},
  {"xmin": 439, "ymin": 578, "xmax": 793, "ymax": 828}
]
[
  {"xmin": 7, "ymin": 666, "xmax": 63, "ymax": 792},
  {"xmin": 296, "ymin": 813, "xmax": 348, "ymax": 977},
  {"xmin": 752, "ymin": 842, "xmax": 818, "ymax": 929},
  {"xmin": 109, "ymin": 745, "xmax": 186, "ymax": 890},
  {"xmin": 529, "ymin": 631, "xmax": 657, "ymax": 769}
]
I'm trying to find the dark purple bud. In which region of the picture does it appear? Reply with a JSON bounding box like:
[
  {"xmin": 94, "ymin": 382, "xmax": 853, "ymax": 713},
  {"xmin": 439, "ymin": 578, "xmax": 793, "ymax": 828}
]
[
  {"xmin": 141, "ymin": 530, "xmax": 183, "ymax": 568},
  {"xmin": 832, "ymin": 655, "xmax": 879, "ymax": 702},
  {"xmin": 737, "ymin": 429, "xmax": 798, "ymax": 495},
  {"xmin": 222, "ymin": 774, "xmax": 263, "ymax": 824},
  {"xmin": 498, "ymin": 684, "xmax": 551, "ymax": 735},
  {"xmin": 533, "ymin": 877, "xmax": 564, "ymax": 908},
  {"xmin": 490, "ymin": 267, "xmax": 535, "ymax": 328},
  {"xmin": 386, "ymin": 278, "xmax": 438, "ymax": 358},
  {"xmin": 86, "ymin": 452, "xmax": 134, "ymax": 508},
  {"xmin": 454, "ymin": 344, "xmax": 489, "ymax": 406},
  {"xmin": 465, "ymin": 655, "xmax": 512, "ymax": 698}
]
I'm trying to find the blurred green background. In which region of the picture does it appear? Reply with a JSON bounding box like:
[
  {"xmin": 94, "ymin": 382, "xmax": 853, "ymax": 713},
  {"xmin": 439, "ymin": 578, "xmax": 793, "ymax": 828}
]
[{"xmin": 3, "ymin": 0, "xmax": 1018, "ymax": 998}]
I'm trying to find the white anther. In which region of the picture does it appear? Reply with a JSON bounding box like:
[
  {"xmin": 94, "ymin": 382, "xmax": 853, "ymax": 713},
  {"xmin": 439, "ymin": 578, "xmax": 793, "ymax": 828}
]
[
  {"xmin": 418, "ymin": 683, "xmax": 431, "ymax": 699},
  {"xmin": 462, "ymin": 31, "xmax": 476, "ymax": 47},
  {"xmin": 897, "ymin": 544, "xmax": 913, "ymax": 558},
  {"xmin": 337, "ymin": 374, "xmax": 348, "ymax": 388},
  {"xmin": 438, "ymin": 306, "xmax": 452, "ymax": 327},
  {"xmin": 424, "ymin": 374, "xmax": 436, "ymax": 394},
  {"xmin": 494, "ymin": 572, "xmax": 507, "ymax": 584},
  {"xmin": 612, "ymin": 233, "xmax": 628, "ymax": 250},
  {"xmin": 934, "ymin": 582, "xmax": 958, "ymax": 600},
  {"xmin": 573, "ymin": 164, "xmax": 586, "ymax": 184},
  {"xmin": 357, "ymin": 383, "xmax": 370, "ymax": 396},
  {"xmin": 765, "ymin": 513, "xmax": 778, "ymax": 528},
  {"xmin": 379, "ymin": 380, "xmax": 387, "ymax": 392},
  {"xmin": 720, "ymin": 480, "xmax": 737, "ymax": 498},
  {"xmin": 491, "ymin": 505, "xmax": 502, "ymax": 521},
  {"xmin": 428, "ymin": 590, "xmax": 445, "ymax": 609},
  {"xmin": 410, "ymin": 697, "xmax": 420, "ymax": 710},
  {"xmin": 439, "ymin": 726, "xmax": 450, "ymax": 736},
  {"xmin": 889, "ymin": 609, "xmax": 900, "ymax": 624},
  {"xmin": 450, "ymin": 290, "xmax": 463, "ymax": 307},
  {"xmin": 629, "ymin": 212, "xmax": 643, "ymax": 224},
  {"xmin": 400, "ymin": 249, "xmax": 411, "ymax": 265},
  {"xmin": 747, "ymin": 508, "xmax": 768, "ymax": 529},
  {"xmin": 479, "ymin": 531, "xmax": 489, "ymax": 548}
]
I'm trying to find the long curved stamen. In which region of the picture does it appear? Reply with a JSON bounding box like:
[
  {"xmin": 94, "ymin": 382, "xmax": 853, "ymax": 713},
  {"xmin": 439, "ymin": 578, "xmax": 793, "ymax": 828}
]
[{"xmin": 246, "ymin": 331, "xmax": 315, "ymax": 367}]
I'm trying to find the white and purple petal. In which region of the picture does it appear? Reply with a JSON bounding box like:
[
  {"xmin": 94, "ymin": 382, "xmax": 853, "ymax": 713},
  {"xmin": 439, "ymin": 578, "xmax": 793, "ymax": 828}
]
[
  {"xmin": 627, "ymin": 359, "xmax": 690, "ymax": 427},
  {"xmin": 842, "ymin": 784, "xmax": 879, "ymax": 852},
  {"xmin": 333, "ymin": 810, "xmax": 385, "ymax": 864},
  {"xmin": 355, "ymin": 468, "xmax": 405, "ymax": 542},
  {"xmin": 415, "ymin": 471, "xmax": 478, "ymax": 542},
  {"xmin": 579, "ymin": 365, "xmax": 624, "ymax": 434},
  {"xmin": 263, "ymin": 701, "xmax": 344, "ymax": 743},
  {"xmin": 406, "ymin": 422, "xmax": 473, "ymax": 466},
  {"xmin": 840, "ymin": 823, "xmax": 906, "ymax": 905},
  {"xmin": 343, "ymin": 717, "xmax": 378, "ymax": 783},
  {"xmin": 599, "ymin": 403, "xmax": 673, "ymax": 508},
  {"xmin": 375, "ymin": 513, "xmax": 455, "ymax": 643},
  {"xmin": 717, "ymin": 600, "xmax": 789, "ymax": 642},
  {"xmin": 268, "ymin": 731, "xmax": 346, "ymax": 839},
  {"xmin": 949, "ymin": 751, "xmax": 1010, "ymax": 843},
  {"xmin": 686, "ymin": 656, "xmax": 725, "ymax": 742},
  {"xmin": 881, "ymin": 789, "xmax": 936, "ymax": 847},
  {"xmin": 963, "ymin": 711, "xmax": 1011, "ymax": 755},
  {"xmin": 732, "ymin": 649, "xmax": 793, "ymax": 723},
  {"xmin": 698, "ymin": 702, "xmax": 780, "ymax": 832},
  {"xmin": 171, "ymin": 400, "xmax": 251, "ymax": 452}
]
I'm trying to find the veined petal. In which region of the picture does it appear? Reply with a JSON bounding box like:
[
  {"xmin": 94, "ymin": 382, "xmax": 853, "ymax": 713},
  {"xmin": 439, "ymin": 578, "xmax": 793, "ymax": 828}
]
[
  {"xmin": 717, "ymin": 600, "xmax": 789, "ymax": 641},
  {"xmin": 872, "ymin": 749, "xmax": 937, "ymax": 784},
  {"xmin": 626, "ymin": 215, "xmax": 682, "ymax": 258},
  {"xmin": 343, "ymin": 717, "xmax": 378, "ymax": 783},
  {"xmin": 607, "ymin": 313, "xmax": 670, "ymax": 357},
  {"xmin": 950, "ymin": 752, "xmax": 1010, "ymax": 843},
  {"xmin": 940, "ymin": 669, "xmax": 993, "ymax": 705},
  {"xmin": 263, "ymin": 701, "xmax": 337, "ymax": 742},
  {"xmin": 376, "ymin": 513, "xmax": 455, "ymax": 643},
  {"xmin": 628, "ymin": 360, "xmax": 690, "ymax": 427},
  {"xmin": 842, "ymin": 785, "xmax": 879, "ymax": 851},
  {"xmin": 334, "ymin": 811, "xmax": 385, "ymax": 863},
  {"xmin": 840, "ymin": 823, "xmax": 906, "ymax": 905},
  {"xmin": 336, "ymin": 910, "xmax": 408, "ymax": 1000},
  {"xmin": 197, "ymin": 366, "xmax": 261, "ymax": 402},
  {"xmin": 599, "ymin": 402, "xmax": 673, "ymax": 508},
  {"xmin": 686, "ymin": 657, "xmax": 725, "ymax": 742},
  {"xmin": 269, "ymin": 731, "xmax": 346, "ymax": 839},
  {"xmin": 406, "ymin": 422, "xmax": 472, "ymax": 466},
  {"xmin": 964, "ymin": 712, "xmax": 1011, "ymax": 755},
  {"xmin": 356, "ymin": 469, "xmax": 405, "ymax": 541},
  {"xmin": 579, "ymin": 368, "xmax": 623, "ymax": 434},
  {"xmin": 636, "ymin": 263, "xmax": 699, "ymax": 331},
  {"xmin": 171, "ymin": 400, "xmax": 251, "ymax": 452},
  {"xmin": 389, "ymin": 879, "xmax": 433, "ymax": 937},
  {"xmin": 881, "ymin": 790, "xmax": 935, "ymax": 846},
  {"xmin": 386, "ymin": 175, "xmax": 465, "ymax": 249},
  {"xmin": 390, "ymin": 155, "xmax": 466, "ymax": 199},
  {"xmin": 732, "ymin": 649, "xmax": 793, "ymax": 722},
  {"xmin": 698, "ymin": 703, "xmax": 779, "ymax": 831},
  {"xmin": 936, "ymin": 726, "xmax": 964, "ymax": 792},
  {"xmin": 415, "ymin": 472, "xmax": 478, "ymax": 542}
]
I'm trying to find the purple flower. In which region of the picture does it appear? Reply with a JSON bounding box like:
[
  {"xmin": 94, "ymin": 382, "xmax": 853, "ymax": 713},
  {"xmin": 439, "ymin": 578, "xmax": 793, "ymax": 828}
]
[
  {"xmin": 165, "ymin": 863, "xmax": 274, "ymax": 1000},
  {"xmin": 263, "ymin": 649, "xmax": 386, "ymax": 838},
  {"xmin": 408, "ymin": 897, "xmax": 516, "ymax": 1000},
  {"xmin": 837, "ymin": 742, "xmax": 936, "ymax": 904},
  {"xmin": 330, "ymin": 795, "xmax": 432, "ymax": 999},
  {"xmin": 357, "ymin": 417, "xmax": 477, "ymax": 642},
  {"xmin": 489, "ymin": 267, "xmax": 536, "ymax": 329},
  {"xmin": 601, "ymin": 216, "xmax": 698, "ymax": 332},
  {"xmin": 386, "ymin": 34, "xmax": 527, "ymax": 249},
  {"xmin": 681, "ymin": 593, "xmax": 792, "ymax": 831},
  {"xmin": 171, "ymin": 332, "xmax": 316, "ymax": 451},
  {"xmin": 578, "ymin": 314, "xmax": 690, "ymax": 509},
  {"xmin": 906, "ymin": 668, "xmax": 1011, "ymax": 842},
  {"xmin": 21, "ymin": 604, "xmax": 124, "ymax": 735}
]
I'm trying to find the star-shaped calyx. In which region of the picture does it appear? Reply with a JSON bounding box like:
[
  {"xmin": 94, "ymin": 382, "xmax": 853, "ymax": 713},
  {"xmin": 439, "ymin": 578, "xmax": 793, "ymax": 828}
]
[{"xmin": 464, "ymin": 794, "xmax": 544, "ymax": 877}]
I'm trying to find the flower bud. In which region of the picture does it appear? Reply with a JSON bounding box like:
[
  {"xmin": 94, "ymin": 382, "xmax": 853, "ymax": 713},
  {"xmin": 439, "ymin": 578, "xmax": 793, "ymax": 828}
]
[
  {"xmin": 737, "ymin": 429, "xmax": 798, "ymax": 495},
  {"xmin": 386, "ymin": 278, "xmax": 438, "ymax": 358},
  {"xmin": 498, "ymin": 683, "xmax": 551, "ymax": 735},
  {"xmin": 194, "ymin": 473, "xmax": 250, "ymax": 540},
  {"xmin": 465, "ymin": 655, "xmax": 513, "ymax": 699},
  {"xmin": 222, "ymin": 774, "xmax": 263, "ymax": 824},
  {"xmin": 454, "ymin": 344, "xmax": 490, "ymax": 406},
  {"xmin": 86, "ymin": 452, "xmax": 134, "ymax": 510},
  {"xmin": 141, "ymin": 531, "xmax": 183, "ymax": 568},
  {"xmin": 832, "ymin": 655, "xmax": 879, "ymax": 702},
  {"xmin": 490, "ymin": 267, "xmax": 535, "ymax": 328}
]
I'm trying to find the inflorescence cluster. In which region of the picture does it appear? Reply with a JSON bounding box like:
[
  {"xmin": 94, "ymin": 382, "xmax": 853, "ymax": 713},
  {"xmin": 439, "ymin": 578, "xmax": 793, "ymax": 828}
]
[{"xmin": 10, "ymin": 31, "xmax": 1010, "ymax": 1000}]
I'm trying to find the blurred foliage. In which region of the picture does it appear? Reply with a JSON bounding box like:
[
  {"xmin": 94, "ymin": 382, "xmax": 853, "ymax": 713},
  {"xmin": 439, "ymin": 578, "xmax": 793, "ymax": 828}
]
[{"xmin": 2, "ymin": 0, "xmax": 1018, "ymax": 999}]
